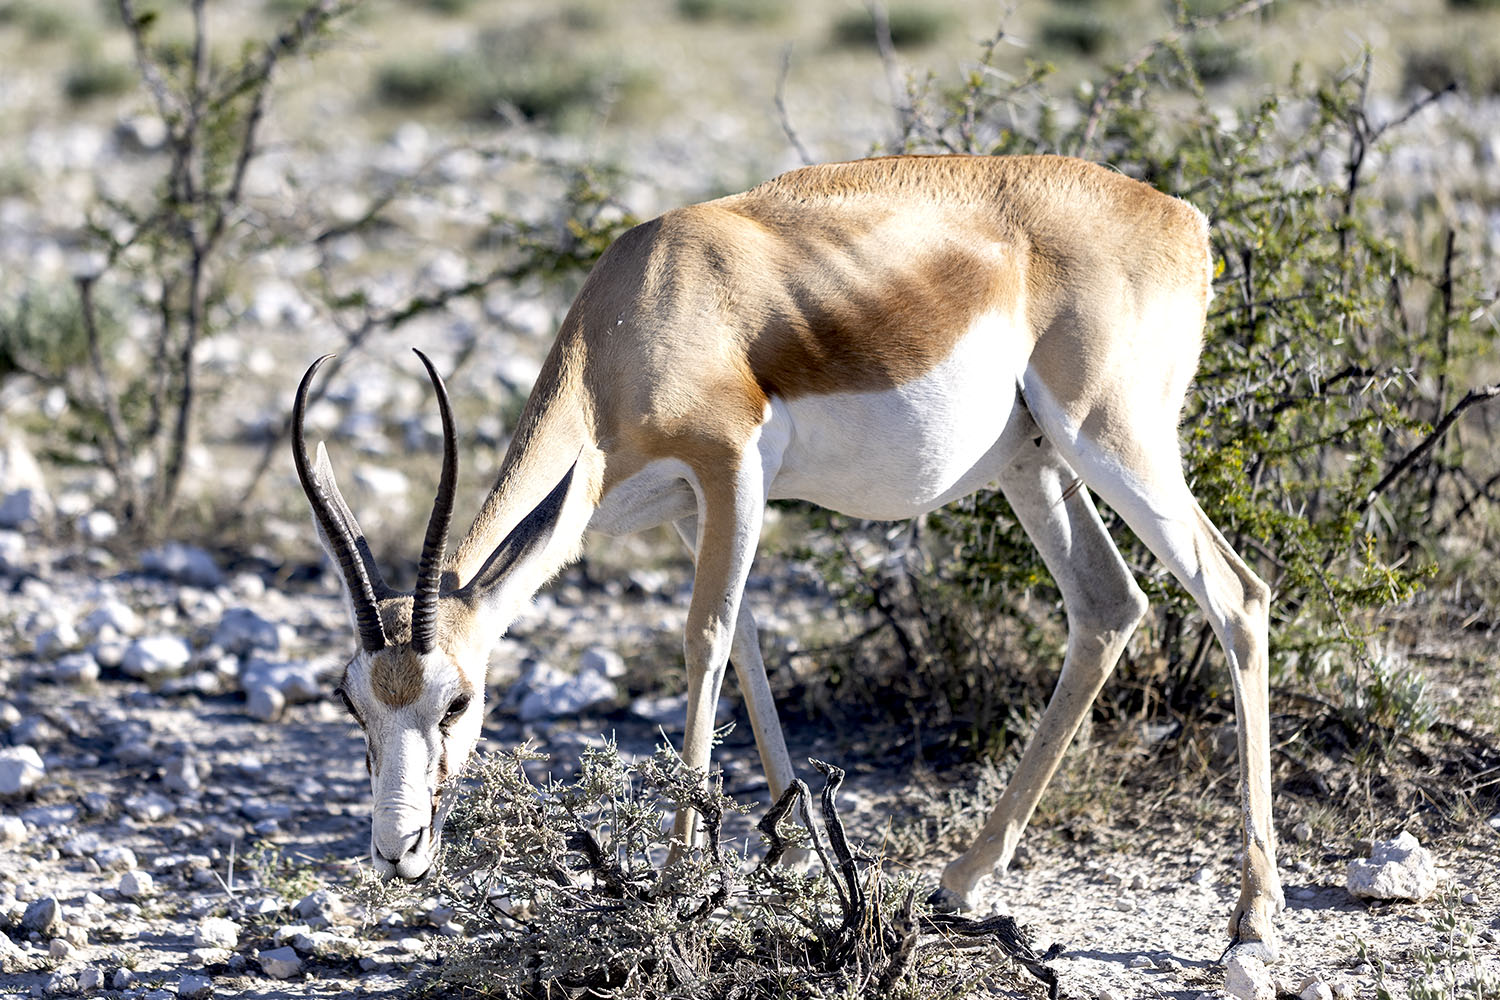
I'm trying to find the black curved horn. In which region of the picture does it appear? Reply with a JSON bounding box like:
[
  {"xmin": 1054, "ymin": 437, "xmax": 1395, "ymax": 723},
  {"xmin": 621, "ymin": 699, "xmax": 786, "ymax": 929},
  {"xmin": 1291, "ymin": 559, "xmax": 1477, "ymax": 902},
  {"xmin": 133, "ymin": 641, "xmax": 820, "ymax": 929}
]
[
  {"xmin": 410, "ymin": 348, "xmax": 458, "ymax": 655},
  {"xmin": 293, "ymin": 355, "xmax": 387, "ymax": 653}
]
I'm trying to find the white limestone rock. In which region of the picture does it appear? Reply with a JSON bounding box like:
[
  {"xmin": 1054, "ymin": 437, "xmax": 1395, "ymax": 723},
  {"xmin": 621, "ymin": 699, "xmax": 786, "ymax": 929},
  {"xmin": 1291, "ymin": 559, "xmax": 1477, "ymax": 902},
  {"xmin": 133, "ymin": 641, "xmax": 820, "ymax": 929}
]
[
  {"xmin": 194, "ymin": 916, "xmax": 239, "ymax": 950},
  {"xmin": 1225, "ymin": 952, "xmax": 1276, "ymax": 1000},
  {"xmin": 54, "ymin": 652, "xmax": 99, "ymax": 685},
  {"xmin": 123, "ymin": 791, "xmax": 175, "ymax": 822},
  {"xmin": 81, "ymin": 600, "xmax": 141, "ymax": 638},
  {"xmin": 122, "ymin": 636, "xmax": 193, "ymax": 681},
  {"xmin": 119, "ymin": 869, "xmax": 155, "ymax": 899},
  {"xmin": 34, "ymin": 621, "xmax": 79, "ymax": 660},
  {"xmin": 79, "ymin": 509, "xmax": 118, "ymax": 542},
  {"xmin": 21, "ymin": 897, "xmax": 61, "ymax": 935},
  {"xmin": 579, "ymin": 645, "xmax": 627, "ymax": 678},
  {"xmin": 94, "ymin": 846, "xmax": 137, "ymax": 872},
  {"xmin": 115, "ymin": 113, "xmax": 168, "ymax": 153},
  {"xmin": 240, "ymin": 657, "xmax": 324, "ymax": 705},
  {"xmin": 0, "ymin": 489, "xmax": 49, "ymax": 531},
  {"xmin": 0, "ymin": 530, "xmax": 23, "ymax": 571},
  {"xmin": 178, "ymin": 972, "xmax": 213, "ymax": 999},
  {"xmin": 258, "ymin": 945, "xmax": 301, "ymax": 979},
  {"xmin": 0, "ymin": 814, "xmax": 26, "ymax": 846},
  {"xmin": 212, "ymin": 607, "xmax": 282, "ymax": 656},
  {"xmin": 0, "ymin": 931, "xmax": 25, "ymax": 972},
  {"xmin": 42, "ymin": 971, "xmax": 77, "ymax": 996},
  {"xmin": 0, "ymin": 434, "xmax": 44, "ymax": 495},
  {"xmin": 514, "ymin": 660, "xmax": 618, "ymax": 721},
  {"xmin": 1299, "ymin": 975, "xmax": 1334, "ymax": 1000},
  {"xmin": 142, "ymin": 542, "xmax": 223, "ymax": 588},
  {"xmin": 0, "ymin": 746, "xmax": 45, "ymax": 796},
  {"xmin": 245, "ymin": 684, "xmax": 286, "ymax": 723},
  {"xmin": 629, "ymin": 692, "xmax": 733, "ymax": 729},
  {"xmin": 1346, "ymin": 831, "xmax": 1440, "ymax": 902}
]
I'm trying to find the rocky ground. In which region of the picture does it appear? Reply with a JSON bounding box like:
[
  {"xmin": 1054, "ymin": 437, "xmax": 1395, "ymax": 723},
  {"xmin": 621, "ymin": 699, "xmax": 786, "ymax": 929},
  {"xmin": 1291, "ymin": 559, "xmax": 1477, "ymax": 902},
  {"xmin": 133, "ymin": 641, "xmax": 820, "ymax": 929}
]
[{"xmin": 0, "ymin": 513, "xmax": 1497, "ymax": 1000}]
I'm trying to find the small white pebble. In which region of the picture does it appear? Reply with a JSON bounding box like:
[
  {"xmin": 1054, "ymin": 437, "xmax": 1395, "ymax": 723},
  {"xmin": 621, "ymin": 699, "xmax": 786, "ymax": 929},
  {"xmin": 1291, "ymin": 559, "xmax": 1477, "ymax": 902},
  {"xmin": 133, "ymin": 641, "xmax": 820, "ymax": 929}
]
[
  {"xmin": 1460, "ymin": 891, "xmax": 1479, "ymax": 905},
  {"xmin": 1298, "ymin": 975, "xmax": 1333, "ymax": 1000},
  {"xmin": 119, "ymin": 870, "xmax": 155, "ymax": 898}
]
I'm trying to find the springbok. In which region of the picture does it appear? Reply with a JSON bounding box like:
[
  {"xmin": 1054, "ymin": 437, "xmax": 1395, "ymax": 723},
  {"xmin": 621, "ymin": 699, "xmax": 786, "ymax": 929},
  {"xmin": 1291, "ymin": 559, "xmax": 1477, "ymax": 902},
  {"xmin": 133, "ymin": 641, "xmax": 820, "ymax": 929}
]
[{"xmin": 295, "ymin": 154, "xmax": 1283, "ymax": 958}]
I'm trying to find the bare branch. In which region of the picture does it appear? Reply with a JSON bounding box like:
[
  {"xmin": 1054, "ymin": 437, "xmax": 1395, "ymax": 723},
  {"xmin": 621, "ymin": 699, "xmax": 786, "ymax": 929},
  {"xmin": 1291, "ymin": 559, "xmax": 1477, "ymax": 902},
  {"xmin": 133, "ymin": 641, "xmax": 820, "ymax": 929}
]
[
  {"xmin": 1360, "ymin": 384, "xmax": 1500, "ymax": 512},
  {"xmin": 774, "ymin": 45, "xmax": 814, "ymax": 166}
]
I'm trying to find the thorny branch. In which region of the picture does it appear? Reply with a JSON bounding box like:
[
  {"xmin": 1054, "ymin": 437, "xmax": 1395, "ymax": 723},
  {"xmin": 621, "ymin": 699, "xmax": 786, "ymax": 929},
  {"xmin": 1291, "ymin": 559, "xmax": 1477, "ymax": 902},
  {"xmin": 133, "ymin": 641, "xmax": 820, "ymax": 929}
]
[
  {"xmin": 1076, "ymin": 0, "xmax": 1279, "ymax": 152},
  {"xmin": 1361, "ymin": 383, "xmax": 1500, "ymax": 512}
]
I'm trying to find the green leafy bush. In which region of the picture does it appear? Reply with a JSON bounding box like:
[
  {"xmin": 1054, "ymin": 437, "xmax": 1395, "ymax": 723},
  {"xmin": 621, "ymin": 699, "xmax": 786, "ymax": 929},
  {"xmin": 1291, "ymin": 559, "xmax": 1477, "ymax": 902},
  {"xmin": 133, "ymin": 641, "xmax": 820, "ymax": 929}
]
[
  {"xmin": 831, "ymin": 5, "xmax": 951, "ymax": 49},
  {"xmin": 62, "ymin": 56, "xmax": 135, "ymax": 103},
  {"xmin": 677, "ymin": 0, "xmax": 789, "ymax": 25},
  {"xmin": 1038, "ymin": 8, "xmax": 1111, "ymax": 56},
  {"xmin": 0, "ymin": 284, "xmax": 116, "ymax": 381},
  {"xmin": 373, "ymin": 24, "xmax": 651, "ymax": 125}
]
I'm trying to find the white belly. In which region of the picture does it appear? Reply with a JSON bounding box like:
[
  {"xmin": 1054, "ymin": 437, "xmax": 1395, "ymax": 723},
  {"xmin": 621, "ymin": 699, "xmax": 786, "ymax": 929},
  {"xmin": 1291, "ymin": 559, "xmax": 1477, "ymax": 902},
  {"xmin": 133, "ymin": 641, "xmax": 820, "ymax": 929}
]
[{"xmin": 767, "ymin": 312, "xmax": 1030, "ymax": 520}]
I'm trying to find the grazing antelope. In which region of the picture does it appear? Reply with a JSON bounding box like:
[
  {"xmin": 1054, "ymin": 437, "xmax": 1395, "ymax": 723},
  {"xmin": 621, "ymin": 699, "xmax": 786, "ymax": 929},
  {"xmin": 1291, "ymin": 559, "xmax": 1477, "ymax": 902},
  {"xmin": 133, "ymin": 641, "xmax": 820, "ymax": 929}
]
[{"xmin": 295, "ymin": 155, "xmax": 1283, "ymax": 957}]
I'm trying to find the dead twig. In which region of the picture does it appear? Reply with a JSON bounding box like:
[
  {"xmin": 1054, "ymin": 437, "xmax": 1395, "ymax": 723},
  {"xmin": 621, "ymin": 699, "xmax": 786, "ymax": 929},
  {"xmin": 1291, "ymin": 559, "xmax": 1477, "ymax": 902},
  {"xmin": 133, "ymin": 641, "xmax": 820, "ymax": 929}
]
[
  {"xmin": 774, "ymin": 45, "xmax": 813, "ymax": 166},
  {"xmin": 1360, "ymin": 383, "xmax": 1500, "ymax": 512}
]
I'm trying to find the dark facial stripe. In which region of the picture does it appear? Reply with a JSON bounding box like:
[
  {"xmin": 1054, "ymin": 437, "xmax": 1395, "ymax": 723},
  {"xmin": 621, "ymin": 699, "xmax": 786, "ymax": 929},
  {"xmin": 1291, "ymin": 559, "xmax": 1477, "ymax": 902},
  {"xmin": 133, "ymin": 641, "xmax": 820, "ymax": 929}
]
[{"xmin": 370, "ymin": 647, "xmax": 424, "ymax": 708}]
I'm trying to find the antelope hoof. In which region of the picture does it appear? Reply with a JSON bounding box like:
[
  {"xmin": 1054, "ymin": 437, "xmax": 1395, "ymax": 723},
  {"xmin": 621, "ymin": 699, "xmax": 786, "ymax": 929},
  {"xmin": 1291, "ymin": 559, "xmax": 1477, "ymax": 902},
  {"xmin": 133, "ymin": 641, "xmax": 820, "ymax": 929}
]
[
  {"xmin": 926, "ymin": 885, "xmax": 970, "ymax": 914},
  {"xmin": 1225, "ymin": 906, "xmax": 1281, "ymax": 964}
]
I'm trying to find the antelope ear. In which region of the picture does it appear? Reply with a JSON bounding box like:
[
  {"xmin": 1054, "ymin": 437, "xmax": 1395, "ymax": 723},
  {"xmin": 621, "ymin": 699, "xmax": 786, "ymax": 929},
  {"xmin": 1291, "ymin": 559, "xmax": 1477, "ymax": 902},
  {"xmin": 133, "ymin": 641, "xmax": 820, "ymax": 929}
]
[
  {"xmin": 457, "ymin": 462, "xmax": 576, "ymax": 622},
  {"xmin": 309, "ymin": 442, "xmax": 391, "ymax": 600}
]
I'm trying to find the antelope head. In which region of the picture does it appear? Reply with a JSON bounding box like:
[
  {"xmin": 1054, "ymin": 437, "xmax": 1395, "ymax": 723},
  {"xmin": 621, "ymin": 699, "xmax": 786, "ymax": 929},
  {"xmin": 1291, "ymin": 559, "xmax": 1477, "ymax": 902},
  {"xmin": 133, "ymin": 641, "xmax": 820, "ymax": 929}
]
[{"xmin": 293, "ymin": 349, "xmax": 572, "ymax": 881}]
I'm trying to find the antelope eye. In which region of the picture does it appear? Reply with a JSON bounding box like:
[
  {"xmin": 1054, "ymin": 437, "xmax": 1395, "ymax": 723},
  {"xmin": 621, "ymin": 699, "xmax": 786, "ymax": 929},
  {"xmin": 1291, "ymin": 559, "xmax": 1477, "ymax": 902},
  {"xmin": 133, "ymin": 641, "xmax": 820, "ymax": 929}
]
[
  {"xmin": 442, "ymin": 694, "xmax": 471, "ymax": 724},
  {"xmin": 335, "ymin": 687, "xmax": 364, "ymax": 727}
]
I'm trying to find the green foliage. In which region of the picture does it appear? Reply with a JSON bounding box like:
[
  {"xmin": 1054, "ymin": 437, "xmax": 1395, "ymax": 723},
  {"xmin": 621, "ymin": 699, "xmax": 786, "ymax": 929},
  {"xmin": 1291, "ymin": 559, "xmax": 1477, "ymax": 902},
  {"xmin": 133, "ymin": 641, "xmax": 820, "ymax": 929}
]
[
  {"xmin": 0, "ymin": 0, "xmax": 71, "ymax": 40},
  {"xmin": 831, "ymin": 5, "xmax": 952, "ymax": 50},
  {"xmin": 243, "ymin": 842, "xmax": 325, "ymax": 905},
  {"xmin": 362, "ymin": 743, "xmax": 1052, "ymax": 999},
  {"xmin": 1038, "ymin": 8, "xmax": 1111, "ymax": 56},
  {"xmin": 373, "ymin": 18, "xmax": 650, "ymax": 126},
  {"xmin": 373, "ymin": 55, "xmax": 470, "ymax": 107},
  {"xmin": 62, "ymin": 54, "xmax": 135, "ymax": 103},
  {"xmin": 414, "ymin": 0, "xmax": 475, "ymax": 14},
  {"xmin": 1407, "ymin": 888, "xmax": 1500, "ymax": 1000},
  {"xmin": 802, "ymin": 18, "xmax": 1498, "ymax": 747},
  {"xmin": 1182, "ymin": 33, "xmax": 1248, "ymax": 83},
  {"xmin": 676, "ymin": 0, "xmax": 789, "ymax": 25},
  {"xmin": 0, "ymin": 283, "xmax": 116, "ymax": 381},
  {"xmin": 1337, "ymin": 645, "xmax": 1435, "ymax": 737},
  {"xmin": 1402, "ymin": 44, "xmax": 1500, "ymax": 96}
]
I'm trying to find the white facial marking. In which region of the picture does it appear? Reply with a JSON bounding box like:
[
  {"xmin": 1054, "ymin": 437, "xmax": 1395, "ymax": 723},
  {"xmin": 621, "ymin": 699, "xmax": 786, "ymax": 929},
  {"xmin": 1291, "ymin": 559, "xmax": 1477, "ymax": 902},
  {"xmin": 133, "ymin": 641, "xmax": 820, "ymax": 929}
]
[{"xmin": 344, "ymin": 650, "xmax": 483, "ymax": 883}]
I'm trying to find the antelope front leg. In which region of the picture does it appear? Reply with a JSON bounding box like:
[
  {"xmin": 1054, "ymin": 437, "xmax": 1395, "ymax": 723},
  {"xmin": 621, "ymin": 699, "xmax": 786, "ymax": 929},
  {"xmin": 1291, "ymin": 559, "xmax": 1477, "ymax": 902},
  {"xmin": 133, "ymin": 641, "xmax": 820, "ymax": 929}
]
[
  {"xmin": 669, "ymin": 457, "xmax": 769, "ymax": 854},
  {"xmin": 674, "ymin": 519, "xmax": 800, "ymax": 807}
]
